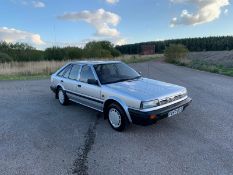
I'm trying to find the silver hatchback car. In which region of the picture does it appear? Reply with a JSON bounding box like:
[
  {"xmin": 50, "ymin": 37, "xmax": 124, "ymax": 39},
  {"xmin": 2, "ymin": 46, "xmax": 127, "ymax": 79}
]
[{"xmin": 50, "ymin": 61, "xmax": 192, "ymax": 131}]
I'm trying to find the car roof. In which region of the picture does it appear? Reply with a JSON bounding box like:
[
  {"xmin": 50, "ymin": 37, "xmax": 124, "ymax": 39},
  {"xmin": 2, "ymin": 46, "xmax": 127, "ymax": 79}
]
[{"xmin": 70, "ymin": 60, "xmax": 122, "ymax": 65}]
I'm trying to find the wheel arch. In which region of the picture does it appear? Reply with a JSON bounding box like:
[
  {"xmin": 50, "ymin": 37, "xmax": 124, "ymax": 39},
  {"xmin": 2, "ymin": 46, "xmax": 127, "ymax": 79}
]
[
  {"xmin": 55, "ymin": 84, "xmax": 65, "ymax": 98},
  {"xmin": 103, "ymin": 97, "xmax": 132, "ymax": 123}
]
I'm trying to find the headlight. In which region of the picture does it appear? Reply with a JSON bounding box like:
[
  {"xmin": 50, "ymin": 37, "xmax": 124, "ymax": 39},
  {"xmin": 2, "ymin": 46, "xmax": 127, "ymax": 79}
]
[{"xmin": 141, "ymin": 100, "xmax": 159, "ymax": 109}]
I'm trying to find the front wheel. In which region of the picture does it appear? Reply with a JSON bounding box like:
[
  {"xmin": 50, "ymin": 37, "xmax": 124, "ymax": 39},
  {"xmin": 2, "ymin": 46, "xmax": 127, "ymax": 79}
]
[
  {"xmin": 107, "ymin": 103, "xmax": 128, "ymax": 132},
  {"xmin": 57, "ymin": 88, "xmax": 69, "ymax": 105}
]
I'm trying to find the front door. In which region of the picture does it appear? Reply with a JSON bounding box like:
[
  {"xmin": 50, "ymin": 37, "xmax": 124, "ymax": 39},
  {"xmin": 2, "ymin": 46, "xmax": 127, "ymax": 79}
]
[{"xmin": 75, "ymin": 65, "xmax": 103, "ymax": 111}]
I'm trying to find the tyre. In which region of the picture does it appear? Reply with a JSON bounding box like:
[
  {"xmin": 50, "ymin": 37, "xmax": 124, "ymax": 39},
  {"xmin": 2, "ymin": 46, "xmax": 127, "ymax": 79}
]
[
  {"xmin": 107, "ymin": 103, "xmax": 129, "ymax": 132},
  {"xmin": 57, "ymin": 87, "xmax": 69, "ymax": 105}
]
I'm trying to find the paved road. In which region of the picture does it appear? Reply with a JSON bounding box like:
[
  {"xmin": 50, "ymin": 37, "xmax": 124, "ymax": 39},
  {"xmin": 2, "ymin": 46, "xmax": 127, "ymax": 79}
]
[{"xmin": 0, "ymin": 61, "xmax": 233, "ymax": 175}]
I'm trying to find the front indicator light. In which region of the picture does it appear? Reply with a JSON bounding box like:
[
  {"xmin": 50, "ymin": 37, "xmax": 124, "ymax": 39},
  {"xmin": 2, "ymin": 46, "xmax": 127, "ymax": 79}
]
[{"xmin": 150, "ymin": 114, "xmax": 157, "ymax": 120}]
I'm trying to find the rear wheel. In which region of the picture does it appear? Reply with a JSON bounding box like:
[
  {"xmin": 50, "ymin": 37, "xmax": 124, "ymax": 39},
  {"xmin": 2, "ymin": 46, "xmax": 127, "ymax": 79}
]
[
  {"xmin": 57, "ymin": 87, "xmax": 69, "ymax": 105},
  {"xmin": 107, "ymin": 103, "xmax": 128, "ymax": 132}
]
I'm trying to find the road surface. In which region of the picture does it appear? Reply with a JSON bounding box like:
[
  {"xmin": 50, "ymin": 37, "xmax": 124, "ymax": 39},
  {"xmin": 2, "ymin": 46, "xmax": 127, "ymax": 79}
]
[{"xmin": 0, "ymin": 61, "xmax": 233, "ymax": 175}]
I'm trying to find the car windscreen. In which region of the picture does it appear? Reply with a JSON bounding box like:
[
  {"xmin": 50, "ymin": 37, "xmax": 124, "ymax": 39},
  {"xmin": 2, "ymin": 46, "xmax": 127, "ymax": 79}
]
[{"xmin": 94, "ymin": 62, "xmax": 141, "ymax": 84}]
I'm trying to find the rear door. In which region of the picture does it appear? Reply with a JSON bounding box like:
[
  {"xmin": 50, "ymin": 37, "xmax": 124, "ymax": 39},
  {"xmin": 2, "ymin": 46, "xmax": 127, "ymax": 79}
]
[
  {"xmin": 64, "ymin": 64, "xmax": 81, "ymax": 101},
  {"xmin": 75, "ymin": 65, "xmax": 103, "ymax": 111},
  {"xmin": 57, "ymin": 64, "xmax": 72, "ymax": 90}
]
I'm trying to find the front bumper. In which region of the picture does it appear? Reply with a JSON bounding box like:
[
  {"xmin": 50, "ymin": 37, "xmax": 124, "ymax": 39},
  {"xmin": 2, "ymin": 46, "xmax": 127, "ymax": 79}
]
[
  {"xmin": 128, "ymin": 97, "xmax": 192, "ymax": 126},
  {"xmin": 50, "ymin": 86, "xmax": 57, "ymax": 93}
]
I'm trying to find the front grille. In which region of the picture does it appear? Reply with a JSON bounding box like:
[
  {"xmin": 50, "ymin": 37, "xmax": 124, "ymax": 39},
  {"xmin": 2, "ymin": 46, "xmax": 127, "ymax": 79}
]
[{"xmin": 159, "ymin": 93, "xmax": 186, "ymax": 106}]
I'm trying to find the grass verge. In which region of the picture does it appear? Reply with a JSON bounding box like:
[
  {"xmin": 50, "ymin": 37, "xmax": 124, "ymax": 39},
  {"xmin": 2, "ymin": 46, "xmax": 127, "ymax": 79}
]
[
  {"xmin": 0, "ymin": 74, "xmax": 50, "ymax": 81},
  {"xmin": 172, "ymin": 60, "xmax": 233, "ymax": 77},
  {"xmin": 121, "ymin": 54, "xmax": 162, "ymax": 64}
]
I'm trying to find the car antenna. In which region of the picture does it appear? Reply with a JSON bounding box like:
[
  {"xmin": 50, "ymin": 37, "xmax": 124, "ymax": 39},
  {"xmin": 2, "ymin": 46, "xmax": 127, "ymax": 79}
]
[
  {"xmin": 147, "ymin": 62, "xmax": 150, "ymax": 77},
  {"xmin": 53, "ymin": 24, "xmax": 57, "ymax": 47}
]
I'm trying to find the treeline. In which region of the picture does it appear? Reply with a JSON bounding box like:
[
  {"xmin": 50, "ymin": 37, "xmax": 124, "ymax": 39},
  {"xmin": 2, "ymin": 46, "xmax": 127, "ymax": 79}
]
[
  {"xmin": 116, "ymin": 36, "xmax": 233, "ymax": 54},
  {"xmin": 1, "ymin": 36, "xmax": 233, "ymax": 62},
  {"xmin": 0, "ymin": 41, "xmax": 121, "ymax": 63},
  {"xmin": 0, "ymin": 42, "xmax": 44, "ymax": 62}
]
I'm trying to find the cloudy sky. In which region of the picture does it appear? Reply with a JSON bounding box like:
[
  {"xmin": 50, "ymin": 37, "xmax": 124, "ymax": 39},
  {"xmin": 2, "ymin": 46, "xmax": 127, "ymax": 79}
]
[{"xmin": 0, "ymin": 0, "xmax": 232, "ymax": 49}]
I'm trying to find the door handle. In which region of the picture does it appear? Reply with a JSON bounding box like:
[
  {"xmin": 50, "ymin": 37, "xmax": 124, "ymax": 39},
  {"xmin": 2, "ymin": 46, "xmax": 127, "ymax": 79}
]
[
  {"xmin": 77, "ymin": 85, "xmax": 81, "ymax": 88},
  {"xmin": 61, "ymin": 80, "xmax": 64, "ymax": 83}
]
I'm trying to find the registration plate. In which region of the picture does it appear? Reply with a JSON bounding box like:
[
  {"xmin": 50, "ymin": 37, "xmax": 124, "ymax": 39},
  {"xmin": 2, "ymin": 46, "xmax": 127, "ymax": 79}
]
[{"xmin": 168, "ymin": 106, "xmax": 184, "ymax": 117}]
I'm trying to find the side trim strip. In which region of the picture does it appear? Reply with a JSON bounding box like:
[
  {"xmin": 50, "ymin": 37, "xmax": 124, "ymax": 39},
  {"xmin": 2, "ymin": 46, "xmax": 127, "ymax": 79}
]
[
  {"xmin": 69, "ymin": 99, "xmax": 103, "ymax": 112},
  {"xmin": 65, "ymin": 90, "xmax": 104, "ymax": 104}
]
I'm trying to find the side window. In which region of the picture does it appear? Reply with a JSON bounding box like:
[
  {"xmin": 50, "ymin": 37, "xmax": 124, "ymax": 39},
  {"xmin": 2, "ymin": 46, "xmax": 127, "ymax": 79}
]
[
  {"xmin": 63, "ymin": 66, "xmax": 72, "ymax": 78},
  {"xmin": 57, "ymin": 64, "xmax": 70, "ymax": 77},
  {"xmin": 69, "ymin": 64, "xmax": 81, "ymax": 80},
  {"xmin": 80, "ymin": 65, "xmax": 95, "ymax": 83}
]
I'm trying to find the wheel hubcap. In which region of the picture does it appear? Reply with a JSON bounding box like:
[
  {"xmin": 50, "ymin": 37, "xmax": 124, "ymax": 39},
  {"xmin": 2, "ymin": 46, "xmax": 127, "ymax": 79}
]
[
  {"xmin": 109, "ymin": 108, "xmax": 121, "ymax": 128},
  {"xmin": 58, "ymin": 90, "xmax": 65, "ymax": 104}
]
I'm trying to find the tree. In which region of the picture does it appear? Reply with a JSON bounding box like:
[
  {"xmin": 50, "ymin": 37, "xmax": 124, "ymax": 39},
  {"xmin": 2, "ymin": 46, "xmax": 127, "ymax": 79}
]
[
  {"xmin": 0, "ymin": 52, "xmax": 13, "ymax": 63},
  {"xmin": 44, "ymin": 47, "xmax": 66, "ymax": 61},
  {"xmin": 164, "ymin": 44, "xmax": 189, "ymax": 63},
  {"xmin": 116, "ymin": 36, "xmax": 233, "ymax": 54},
  {"xmin": 64, "ymin": 47, "xmax": 83, "ymax": 59},
  {"xmin": 84, "ymin": 41, "xmax": 121, "ymax": 58}
]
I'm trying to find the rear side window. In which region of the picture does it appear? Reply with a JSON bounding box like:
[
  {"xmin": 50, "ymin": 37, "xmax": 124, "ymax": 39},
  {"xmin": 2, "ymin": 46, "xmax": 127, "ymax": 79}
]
[
  {"xmin": 63, "ymin": 67, "xmax": 72, "ymax": 78},
  {"xmin": 57, "ymin": 64, "xmax": 71, "ymax": 77},
  {"xmin": 79, "ymin": 65, "xmax": 95, "ymax": 83},
  {"xmin": 69, "ymin": 64, "xmax": 81, "ymax": 80}
]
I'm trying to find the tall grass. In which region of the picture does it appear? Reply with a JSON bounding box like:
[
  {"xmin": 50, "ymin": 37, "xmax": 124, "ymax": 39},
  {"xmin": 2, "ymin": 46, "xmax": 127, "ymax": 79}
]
[
  {"xmin": 0, "ymin": 61, "xmax": 67, "ymax": 76},
  {"xmin": 0, "ymin": 55, "xmax": 162, "ymax": 80},
  {"xmin": 0, "ymin": 55, "xmax": 162, "ymax": 76}
]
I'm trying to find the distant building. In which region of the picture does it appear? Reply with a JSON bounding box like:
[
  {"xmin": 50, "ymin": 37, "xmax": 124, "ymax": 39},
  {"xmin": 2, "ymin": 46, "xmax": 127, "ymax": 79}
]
[{"xmin": 141, "ymin": 44, "xmax": 155, "ymax": 55}]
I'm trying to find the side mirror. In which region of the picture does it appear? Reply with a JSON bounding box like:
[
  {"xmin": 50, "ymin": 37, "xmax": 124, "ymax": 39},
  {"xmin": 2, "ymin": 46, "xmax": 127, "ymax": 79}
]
[
  {"xmin": 87, "ymin": 79, "xmax": 99, "ymax": 85},
  {"xmin": 138, "ymin": 71, "xmax": 142, "ymax": 75}
]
